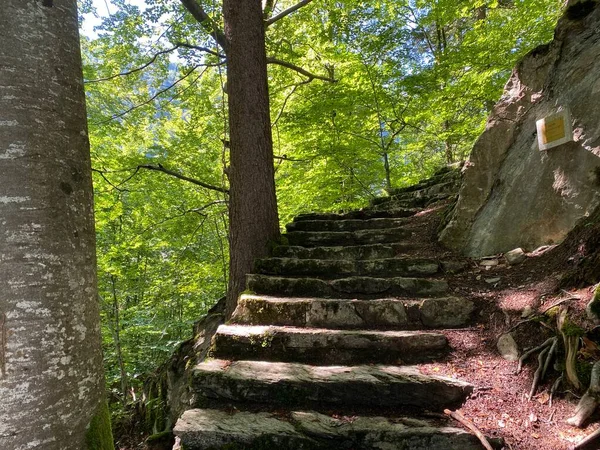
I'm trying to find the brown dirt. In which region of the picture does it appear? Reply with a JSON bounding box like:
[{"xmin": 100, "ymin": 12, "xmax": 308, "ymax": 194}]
[{"xmin": 412, "ymin": 202, "xmax": 600, "ymax": 450}]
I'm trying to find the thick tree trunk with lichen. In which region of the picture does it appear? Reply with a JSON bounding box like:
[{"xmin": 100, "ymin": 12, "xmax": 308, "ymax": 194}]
[
  {"xmin": 0, "ymin": 1, "xmax": 109, "ymax": 449},
  {"xmin": 223, "ymin": 0, "xmax": 280, "ymax": 316}
]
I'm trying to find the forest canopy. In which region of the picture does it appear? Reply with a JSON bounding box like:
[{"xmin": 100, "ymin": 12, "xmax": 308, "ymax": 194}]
[{"xmin": 80, "ymin": 0, "xmax": 563, "ymax": 403}]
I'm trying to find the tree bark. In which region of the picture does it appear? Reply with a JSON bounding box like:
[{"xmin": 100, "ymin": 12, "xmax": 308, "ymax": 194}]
[
  {"xmin": 0, "ymin": 1, "xmax": 108, "ymax": 448},
  {"xmin": 223, "ymin": 0, "xmax": 280, "ymax": 316}
]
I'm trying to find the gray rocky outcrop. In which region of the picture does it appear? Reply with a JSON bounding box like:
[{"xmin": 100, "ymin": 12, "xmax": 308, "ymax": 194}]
[{"xmin": 440, "ymin": 3, "xmax": 600, "ymax": 256}]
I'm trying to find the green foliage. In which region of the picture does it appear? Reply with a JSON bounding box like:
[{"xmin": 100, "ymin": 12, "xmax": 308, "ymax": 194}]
[
  {"xmin": 80, "ymin": 0, "xmax": 563, "ymax": 426},
  {"xmin": 85, "ymin": 400, "xmax": 114, "ymax": 450}
]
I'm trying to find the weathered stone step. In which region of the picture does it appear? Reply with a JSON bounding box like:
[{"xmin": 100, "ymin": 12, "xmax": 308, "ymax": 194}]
[
  {"xmin": 232, "ymin": 294, "xmax": 475, "ymax": 330},
  {"xmin": 254, "ymin": 257, "xmax": 441, "ymax": 279},
  {"xmin": 388, "ymin": 167, "xmax": 461, "ymax": 196},
  {"xmin": 175, "ymin": 408, "xmax": 496, "ymax": 450},
  {"xmin": 210, "ymin": 324, "xmax": 448, "ymax": 365},
  {"xmin": 293, "ymin": 207, "xmax": 418, "ymax": 222},
  {"xmin": 286, "ymin": 217, "xmax": 408, "ymax": 233},
  {"xmin": 390, "ymin": 180, "xmax": 458, "ymax": 200},
  {"xmin": 285, "ymin": 228, "xmax": 412, "ymax": 247},
  {"xmin": 247, "ymin": 274, "xmax": 448, "ymax": 298},
  {"xmin": 371, "ymin": 192, "xmax": 453, "ymax": 209},
  {"xmin": 191, "ymin": 359, "xmax": 473, "ymax": 411},
  {"xmin": 271, "ymin": 242, "xmax": 414, "ymax": 260}
]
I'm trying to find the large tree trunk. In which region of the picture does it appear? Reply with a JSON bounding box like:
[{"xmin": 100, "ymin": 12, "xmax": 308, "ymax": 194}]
[
  {"xmin": 223, "ymin": 0, "xmax": 280, "ymax": 316},
  {"xmin": 0, "ymin": 1, "xmax": 109, "ymax": 448}
]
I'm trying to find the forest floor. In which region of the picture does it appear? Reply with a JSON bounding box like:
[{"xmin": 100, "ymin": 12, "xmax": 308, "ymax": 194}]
[{"xmin": 410, "ymin": 202, "xmax": 599, "ymax": 450}]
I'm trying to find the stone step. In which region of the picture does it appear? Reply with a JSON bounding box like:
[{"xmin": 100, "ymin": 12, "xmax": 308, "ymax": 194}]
[
  {"xmin": 371, "ymin": 192, "xmax": 453, "ymax": 209},
  {"xmin": 232, "ymin": 294, "xmax": 475, "ymax": 330},
  {"xmin": 246, "ymin": 274, "xmax": 448, "ymax": 298},
  {"xmin": 285, "ymin": 228, "xmax": 412, "ymax": 247},
  {"xmin": 254, "ymin": 257, "xmax": 441, "ymax": 279},
  {"xmin": 286, "ymin": 217, "xmax": 408, "ymax": 233},
  {"xmin": 210, "ymin": 324, "xmax": 448, "ymax": 365},
  {"xmin": 175, "ymin": 408, "xmax": 496, "ymax": 450},
  {"xmin": 271, "ymin": 242, "xmax": 414, "ymax": 260},
  {"xmin": 293, "ymin": 207, "xmax": 418, "ymax": 222},
  {"xmin": 389, "ymin": 180, "xmax": 459, "ymax": 201},
  {"xmin": 191, "ymin": 359, "xmax": 474, "ymax": 411},
  {"xmin": 387, "ymin": 167, "xmax": 461, "ymax": 196}
]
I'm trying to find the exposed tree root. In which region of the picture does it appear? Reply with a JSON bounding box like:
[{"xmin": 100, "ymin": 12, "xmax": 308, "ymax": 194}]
[
  {"xmin": 516, "ymin": 337, "xmax": 555, "ymax": 374},
  {"xmin": 558, "ymin": 307, "xmax": 582, "ymax": 390},
  {"xmin": 444, "ymin": 409, "xmax": 494, "ymax": 450},
  {"xmin": 567, "ymin": 361, "xmax": 600, "ymax": 428},
  {"xmin": 542, "ymin": 337, "xmax": 558, "ymax": 380},
  {"xmin": 550, "ymin": 374, "xmax": 563, "ymax": 408},
  {"xmin": 573, "ymin": 426, "xmax": 600, "ymax": 450},
  {"xmin": 529, "ymin": 346, "xmax": 550, "ymax": 399}
]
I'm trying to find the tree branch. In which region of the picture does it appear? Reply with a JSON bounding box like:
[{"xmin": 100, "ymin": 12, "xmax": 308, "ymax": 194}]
[
  {"xmin": 179, "ymin": 0, "xmax": 228, "ymax": 51},
  {"xmin": 272, "ymin": 80, "xmax": 311, "ymax": 127},
  {"xmin": 97, "ymin": 65, "xmax": 208, "ymax": 124},
  {"xmin": 92, "ymin": 167, "xmax": 131, "ymax": 192},
  {"xmin": 265, "ymin": 0, "xmax": 313, "ymax": 26},
  {"xmin": 175, "ymin": 42, "xmax": 225, "ymax": 58},
  {"xmin": 85, "ymin": 46, "xmax": 183, "ymax": 84},
  {"xmin": 273, "ymin": 154, "xmax": 308, "ymax": 162},
  {"xmin": 138, "ymin": 164, "xmax": 229, "ymax": 194},
  {"xmin": 266, "ymin": 57, "xmax": 336, "ymax": 82},
  {"xmin": 138, "ymin": 201, "xmax": 228, "ymax": 235}
]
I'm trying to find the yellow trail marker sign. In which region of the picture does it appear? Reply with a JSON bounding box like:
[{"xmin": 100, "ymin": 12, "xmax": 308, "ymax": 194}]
[{"xmin": 536, "ymin": 108, "xmax": 573, "ymax": 151}]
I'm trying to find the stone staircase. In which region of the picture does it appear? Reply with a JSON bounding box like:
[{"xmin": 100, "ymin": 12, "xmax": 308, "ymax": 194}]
[{"xmin": 174, "ymin": 167, "xmax": 495, "ymax": 449}]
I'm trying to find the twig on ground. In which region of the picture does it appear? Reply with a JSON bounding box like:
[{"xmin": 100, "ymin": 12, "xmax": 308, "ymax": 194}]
[
  {"xmin": 444, "ymin": 409, "xmax": 494, "ymax": 450},
  {"xmin": 506, "ymin": 295, "xmax": 579, "ymax": 333},
  {"xmin": 541, "ymin": 295, "xmax": 579, "ymax": 315}
]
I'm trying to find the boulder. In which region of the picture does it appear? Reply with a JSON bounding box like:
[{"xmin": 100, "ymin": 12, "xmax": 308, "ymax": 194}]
[
  {"xmin": 440, "ymin": 3, "xmax": 600, "ymax": 256},
  {"xmin": 497, "ymin": 333, "xmax": 520, "ymax": 361}
]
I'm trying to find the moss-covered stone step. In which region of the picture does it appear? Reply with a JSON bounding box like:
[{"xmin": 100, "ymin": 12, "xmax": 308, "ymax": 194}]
[
  {"xmin": 210, "ymin": 325, "xmax": 448, "ymax": 365},
  {"xmin": 293, "ymin": 207, "xmax": 418, "ymax": 222},
  {"xmin": 286, "ymin": 217, "xmax": 409, "ymax": 233},
  {"xmin": 232, "ymin": 295, "xmax": 475, "ymax": 330},
  {"xmin": 285, "ymin": 228, "xmax": 413, "ymax": 247},
  {"xmin": 246, "ymin": 274, "xmax": 448, "ymax": 298},
  {"xmin": 175, "ymin": 408, "xmax": 496, "ymax": 450},
  {"xmin": 272, "ymin": 242, "xmax": 414, "ymax": 260},
  {"xmin": 255, "ymin": 257, "xmax": 442, "ymax": 279},
  {"xmin": 191, "ymin": 359, "xmax": 473, "ymax": 410}
]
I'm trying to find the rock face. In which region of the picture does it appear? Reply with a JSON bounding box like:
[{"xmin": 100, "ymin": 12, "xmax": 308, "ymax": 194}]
[{"xmin": 440, "ymin": 2, "xmax": 600, "ymax": 257}]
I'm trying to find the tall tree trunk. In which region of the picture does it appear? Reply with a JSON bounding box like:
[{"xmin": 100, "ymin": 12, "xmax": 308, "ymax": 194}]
[
  {"xmin": 223, "ymin": 0, "xmax": 280, "ymax": 316},
  {"xmin": 0, "ymin": 1, "xmax": 110, "ymax": 448},
  {"xmin": 383, "ymin": 152, "xmax": 392, "ymax": 191}
]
